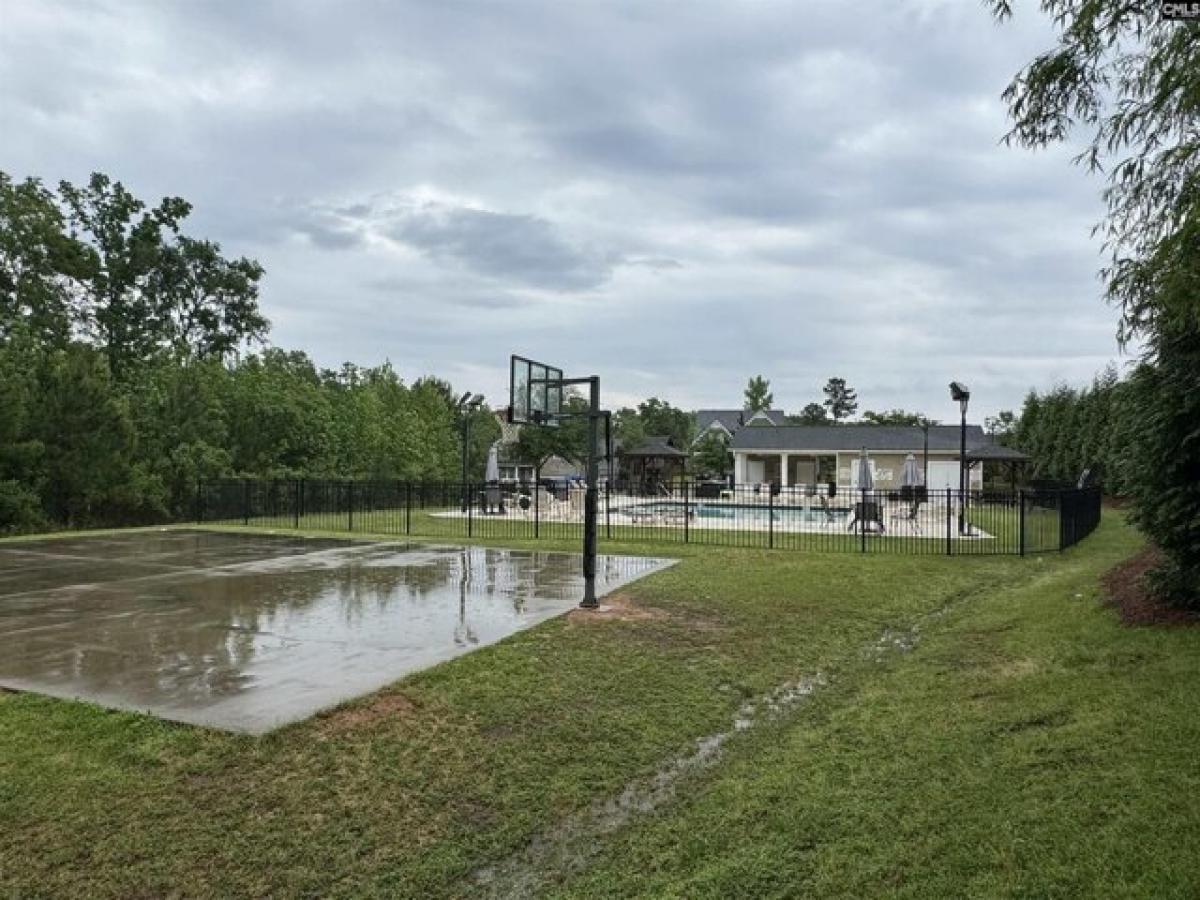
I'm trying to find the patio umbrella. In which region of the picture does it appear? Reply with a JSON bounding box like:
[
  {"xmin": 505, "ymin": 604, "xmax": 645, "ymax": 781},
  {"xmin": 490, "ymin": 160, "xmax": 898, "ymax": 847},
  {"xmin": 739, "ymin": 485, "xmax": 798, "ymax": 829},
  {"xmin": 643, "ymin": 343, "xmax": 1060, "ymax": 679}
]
[
  {"xmin": 901, "ymin": 453, "xmax": 923, "ymax": 488},
  {"xmin": 485, "ymin": 442, "xmax": 501, "ymax": 482},
  {"xmin": 485, "ymin": 442, "xmax": 502, "ymax": 513},
  {"xmin": 856, "ymin": 447, "xmax": 874, "ymax": 491}
]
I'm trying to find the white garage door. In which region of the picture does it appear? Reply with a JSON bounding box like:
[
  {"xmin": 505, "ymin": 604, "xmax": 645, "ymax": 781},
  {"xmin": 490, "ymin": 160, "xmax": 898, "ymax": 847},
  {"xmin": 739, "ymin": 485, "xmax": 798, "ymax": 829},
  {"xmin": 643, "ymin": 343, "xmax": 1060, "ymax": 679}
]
[{"xmin": 926, "ymin": 461, "xmax": 961, "ymax": 491}]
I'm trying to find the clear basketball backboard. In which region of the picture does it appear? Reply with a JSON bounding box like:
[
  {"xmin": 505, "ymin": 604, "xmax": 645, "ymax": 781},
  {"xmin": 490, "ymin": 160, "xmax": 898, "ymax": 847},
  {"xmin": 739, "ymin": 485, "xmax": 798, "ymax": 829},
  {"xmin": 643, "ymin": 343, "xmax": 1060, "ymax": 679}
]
[{"xmin": 508, "ymin": 355, "xmax": 563, "ymax": 425}]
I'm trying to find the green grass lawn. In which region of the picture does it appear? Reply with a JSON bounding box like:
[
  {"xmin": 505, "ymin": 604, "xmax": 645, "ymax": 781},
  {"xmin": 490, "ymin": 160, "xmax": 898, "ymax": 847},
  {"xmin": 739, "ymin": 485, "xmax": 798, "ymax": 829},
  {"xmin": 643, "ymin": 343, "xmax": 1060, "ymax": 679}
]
[
  {"xmin": 552, "ymin": 515, "xmax": 1200, "ymax": 898},
  {"xmin": 2, "ymin": 512, "xmax": 1196, "ymax": 897}
]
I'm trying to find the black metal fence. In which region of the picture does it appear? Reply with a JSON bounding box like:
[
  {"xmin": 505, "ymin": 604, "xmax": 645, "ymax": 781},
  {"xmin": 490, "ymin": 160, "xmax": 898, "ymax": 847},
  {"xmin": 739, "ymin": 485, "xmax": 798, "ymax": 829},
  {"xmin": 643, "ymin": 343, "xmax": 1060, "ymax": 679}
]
[{"xmin": 196, "ymin": 479, "xmax": 1103, "ymax": 557}]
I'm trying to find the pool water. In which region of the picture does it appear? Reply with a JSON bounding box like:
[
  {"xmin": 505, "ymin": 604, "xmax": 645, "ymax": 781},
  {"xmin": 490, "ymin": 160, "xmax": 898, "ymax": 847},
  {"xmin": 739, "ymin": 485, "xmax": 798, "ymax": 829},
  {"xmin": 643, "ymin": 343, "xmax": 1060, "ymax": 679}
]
[{"xmin": 623, "ymin": 502, "xmax": 851, "ymax": 525}]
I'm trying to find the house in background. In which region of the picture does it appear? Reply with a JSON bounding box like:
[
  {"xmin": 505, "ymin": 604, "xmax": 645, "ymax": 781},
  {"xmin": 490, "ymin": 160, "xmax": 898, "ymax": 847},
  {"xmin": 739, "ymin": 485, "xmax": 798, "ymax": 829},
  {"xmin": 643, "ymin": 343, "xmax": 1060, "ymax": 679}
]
[
  {"xmin": 497, "ymin": 444, "xmax": 620, "ymax": 486},
  {"xmin": 497, "ymin": 452, "xmax": 578, "ymax": 485},
  {"xmin": 730, "ymin": 424, "xmax": 994, "ymax": 491},
  {"xmin": 692, "ymin": 408, "xmax": 787, "ymax": 445}
]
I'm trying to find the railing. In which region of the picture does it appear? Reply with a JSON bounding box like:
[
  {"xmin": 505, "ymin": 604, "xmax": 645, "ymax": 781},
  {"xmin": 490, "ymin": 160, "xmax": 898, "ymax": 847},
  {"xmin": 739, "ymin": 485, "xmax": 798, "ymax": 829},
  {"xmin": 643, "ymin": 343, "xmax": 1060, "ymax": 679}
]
[{"xmin": 196, "ymin": 479, "xmax": 1103, "ymax": 556}]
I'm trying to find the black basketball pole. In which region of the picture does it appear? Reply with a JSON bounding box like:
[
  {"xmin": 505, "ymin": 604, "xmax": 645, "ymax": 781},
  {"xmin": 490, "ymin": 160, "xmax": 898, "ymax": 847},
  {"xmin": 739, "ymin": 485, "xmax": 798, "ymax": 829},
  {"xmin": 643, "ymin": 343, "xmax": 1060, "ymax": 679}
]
[
  {"xmin": 581, "ymin": 375, "xmax": 601, "ymax": 608},
  {"xmin": 521, "ymin": 364, "xmax": 605, "ymax": 609}
]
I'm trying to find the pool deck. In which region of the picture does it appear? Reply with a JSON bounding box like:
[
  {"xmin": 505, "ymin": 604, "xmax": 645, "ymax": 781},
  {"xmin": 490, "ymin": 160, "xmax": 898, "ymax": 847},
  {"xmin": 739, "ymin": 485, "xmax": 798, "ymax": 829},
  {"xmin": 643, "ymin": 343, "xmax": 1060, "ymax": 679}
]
[{"xmin": 432, "ymin": 494, "xmax": 997, "ymax": 540}]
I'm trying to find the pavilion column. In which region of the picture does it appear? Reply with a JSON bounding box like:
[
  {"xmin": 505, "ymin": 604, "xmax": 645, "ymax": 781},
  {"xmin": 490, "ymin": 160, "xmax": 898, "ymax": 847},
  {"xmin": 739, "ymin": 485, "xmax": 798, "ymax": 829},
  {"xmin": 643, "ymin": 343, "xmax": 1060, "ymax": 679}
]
[
  {"xmin": 779, "ymin": 453, "xmax": 789, "ymax": 487},
  {"xmin": 734, "ymin": 453, "xmax": 747, "ymax": 486}
]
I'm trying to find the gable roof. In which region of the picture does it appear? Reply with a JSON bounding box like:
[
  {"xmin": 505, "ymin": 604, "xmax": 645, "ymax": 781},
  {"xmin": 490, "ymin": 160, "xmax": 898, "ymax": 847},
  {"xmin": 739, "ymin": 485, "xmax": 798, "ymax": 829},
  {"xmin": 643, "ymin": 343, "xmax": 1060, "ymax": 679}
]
[
  {"xmin": 694, "ymin": 409, "xmax": 786, "ymax": 436},
  {"xmin": 730, "ymin": 424, "xmax": 987, "ymax": 453}
]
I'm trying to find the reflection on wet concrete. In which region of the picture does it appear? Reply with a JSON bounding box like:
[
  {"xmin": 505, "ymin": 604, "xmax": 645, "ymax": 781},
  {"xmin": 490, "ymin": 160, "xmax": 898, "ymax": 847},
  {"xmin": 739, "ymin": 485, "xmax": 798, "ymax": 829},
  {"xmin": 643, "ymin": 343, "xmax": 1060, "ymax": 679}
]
[{"xmin": 0, "ymin": 531, "xmax": 674, "ymax": 733}]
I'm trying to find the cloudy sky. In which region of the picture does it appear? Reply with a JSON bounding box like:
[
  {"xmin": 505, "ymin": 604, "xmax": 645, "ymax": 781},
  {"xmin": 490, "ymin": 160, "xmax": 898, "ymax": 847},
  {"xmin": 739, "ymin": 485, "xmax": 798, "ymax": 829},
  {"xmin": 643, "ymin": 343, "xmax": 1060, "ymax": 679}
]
[{"xmin": 1, "ymin": 0, "xmax": 1129, "ymax": 422}]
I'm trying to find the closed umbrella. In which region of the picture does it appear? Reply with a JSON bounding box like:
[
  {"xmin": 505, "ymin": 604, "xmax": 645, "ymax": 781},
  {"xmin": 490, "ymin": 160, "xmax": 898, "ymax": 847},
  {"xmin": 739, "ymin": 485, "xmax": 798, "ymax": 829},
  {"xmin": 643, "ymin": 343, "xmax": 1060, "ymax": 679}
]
[
  {"xmin": 485, "ymin": 442, "xmax": 501, "ymax": 482},
  {"xmin": 899, "ymin": 452, "xmax": 923, "ymax": 523},
  {"xmin": 852, "ymin": 447, "xmax": 879, "ymax": 535},
  {"xmin": 485, "ymin": 443, "xmax": 502, "ymax": 513},
  {"xmin": 856, "ymin": 447, "xmax": 874, "ymax": 491}
]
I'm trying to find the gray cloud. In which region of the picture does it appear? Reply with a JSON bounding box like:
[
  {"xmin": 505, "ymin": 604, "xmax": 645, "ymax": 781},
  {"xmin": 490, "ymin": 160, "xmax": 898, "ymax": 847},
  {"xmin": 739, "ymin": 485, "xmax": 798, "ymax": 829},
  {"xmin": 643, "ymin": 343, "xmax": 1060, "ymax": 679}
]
[
  {"xmin": 0, "ymin": 0, "xmax": 1126, "ymax": 422},
  {"xmin": 364, "ymin": 275, "xmax": 529, "ymax": 311},
  {"xmin": 287, "ymin": 197, "xmax": 618, "ymax": 290},
  {"xmin": 384, "ymin": 203, "xmax": 616, "ymax": 290}
]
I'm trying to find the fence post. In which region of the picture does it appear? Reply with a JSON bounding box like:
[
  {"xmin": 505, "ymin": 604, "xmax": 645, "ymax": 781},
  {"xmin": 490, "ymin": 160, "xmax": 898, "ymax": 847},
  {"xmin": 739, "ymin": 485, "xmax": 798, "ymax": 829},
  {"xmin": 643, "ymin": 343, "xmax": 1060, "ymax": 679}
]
[
  {"xmin": 605, "ymin": 482, "xmax": 611, "ymax": 540},
  {"xmin": 196, "ymin": 479, "xmax": 204, "ymax": 524},
  {"xmin": 243, "ymin": 478, "xmax": 250, "ymax": 526},
  {"xmin": 347, "ymin": 481, "xmax": 354, "ymax": 532},
  {"xmin": 405, "ymin": 481, "xmax": 412, "ymax": 534},
  {"xmin": 534, "ymin": 481, "xmax": 539, "ymax": 539},
  {"xmin": 293, "ymin": 479, "xmax": 300, "ymax": 529},
  {"xmin": 945, "ymin": 489, "xmax": 952, "ymax": 556},
  {"xmin": 683, "ymin": 481, "xmax": 690, "ymax": 544},
  {"xmin": 468, "ymin": 481, "xmax": 473, "ymax": 539},
  {"xmin": 1018, "ymin": 490, "xmax": 1025, "ymax": 557},
  {"xmin": 768, "ymin": 488, "xmax": 774, "ymax": 550}
]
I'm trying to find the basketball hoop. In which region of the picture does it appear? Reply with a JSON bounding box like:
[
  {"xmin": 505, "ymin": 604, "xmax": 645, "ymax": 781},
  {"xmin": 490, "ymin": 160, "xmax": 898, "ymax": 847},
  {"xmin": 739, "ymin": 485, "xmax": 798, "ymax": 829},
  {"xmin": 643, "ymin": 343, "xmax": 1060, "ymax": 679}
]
[{"xmin": 507, "ymin": 354, "xmax": 606, "ymax": 608}]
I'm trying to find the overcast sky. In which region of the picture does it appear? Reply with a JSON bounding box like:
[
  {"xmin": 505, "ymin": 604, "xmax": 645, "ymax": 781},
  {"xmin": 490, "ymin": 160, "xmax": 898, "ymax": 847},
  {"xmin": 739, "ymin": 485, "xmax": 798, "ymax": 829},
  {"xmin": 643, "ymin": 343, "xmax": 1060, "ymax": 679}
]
[{"xmin": 1, "ymin": 0, "xmax": 1130, "ymax": 422}]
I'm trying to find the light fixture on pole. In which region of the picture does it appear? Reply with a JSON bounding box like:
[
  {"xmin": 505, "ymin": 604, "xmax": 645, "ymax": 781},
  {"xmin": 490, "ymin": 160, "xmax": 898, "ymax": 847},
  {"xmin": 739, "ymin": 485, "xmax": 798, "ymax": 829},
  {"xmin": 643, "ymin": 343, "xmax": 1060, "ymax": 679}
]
[
  {"xmin": 458, "ymin": 392, "xmax": 485, "ymax": 513},
  {"xmin": 949, "ymin": 381, "xmax": 970, "ymax": 535}
]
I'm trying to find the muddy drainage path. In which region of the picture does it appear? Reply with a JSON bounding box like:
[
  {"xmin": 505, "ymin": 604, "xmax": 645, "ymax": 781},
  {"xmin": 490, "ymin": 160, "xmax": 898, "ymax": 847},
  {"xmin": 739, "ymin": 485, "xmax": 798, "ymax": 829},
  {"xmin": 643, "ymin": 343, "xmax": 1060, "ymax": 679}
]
[{"xmin": 470, "ymin": 594, "xmax": 966, "ymax": 897}]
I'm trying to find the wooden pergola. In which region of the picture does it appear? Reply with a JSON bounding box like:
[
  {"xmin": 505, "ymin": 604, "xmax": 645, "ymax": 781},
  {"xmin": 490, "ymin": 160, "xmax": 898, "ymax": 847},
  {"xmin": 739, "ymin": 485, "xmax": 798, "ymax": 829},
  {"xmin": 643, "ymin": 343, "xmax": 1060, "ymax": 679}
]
[
  {"xmin": 620, "ymin": 435, "xmax": 689, "ymax": 495},
  {"xmin": 966, "ymin": 443, "xmax": 1031, "ymax": 491}
]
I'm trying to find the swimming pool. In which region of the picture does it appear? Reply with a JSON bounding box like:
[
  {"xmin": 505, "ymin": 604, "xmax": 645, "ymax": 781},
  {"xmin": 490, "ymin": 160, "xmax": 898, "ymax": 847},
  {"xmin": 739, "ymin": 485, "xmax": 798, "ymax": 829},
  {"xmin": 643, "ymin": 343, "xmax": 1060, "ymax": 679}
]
[{"xmin": 621, "ymin": 501, "xmax": 851, "ymax": 525}]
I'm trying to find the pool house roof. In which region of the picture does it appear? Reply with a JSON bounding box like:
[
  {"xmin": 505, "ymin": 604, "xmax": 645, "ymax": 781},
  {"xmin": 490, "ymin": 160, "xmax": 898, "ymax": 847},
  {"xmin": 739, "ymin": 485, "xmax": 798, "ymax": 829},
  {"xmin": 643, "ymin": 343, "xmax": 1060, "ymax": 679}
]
[
  {"xmin": 729, "ymin": 424, "xmax": 988, "ymax": 454},
  {"xmin": 694, "ymin": 409, "xmax": 787, "ymax": 436}
]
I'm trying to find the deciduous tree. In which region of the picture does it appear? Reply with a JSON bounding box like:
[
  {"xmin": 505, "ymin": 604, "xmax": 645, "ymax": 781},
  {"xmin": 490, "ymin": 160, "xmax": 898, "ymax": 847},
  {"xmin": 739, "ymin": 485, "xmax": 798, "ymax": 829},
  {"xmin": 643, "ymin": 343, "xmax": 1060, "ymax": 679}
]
[
  {"xmin": 788, "ymin": 402, "xmax": 829, "ymax": 425},
  {"xmin": 992, "ymin": 0, "xmax": 1200, "ymax": 603},
  {"xmin": 693, "ymin": 431, "xmax": 732, "ymax": 478},
  {"xmin": 861, "ymin": 409, "xmax": 927, "ymax": 427}
]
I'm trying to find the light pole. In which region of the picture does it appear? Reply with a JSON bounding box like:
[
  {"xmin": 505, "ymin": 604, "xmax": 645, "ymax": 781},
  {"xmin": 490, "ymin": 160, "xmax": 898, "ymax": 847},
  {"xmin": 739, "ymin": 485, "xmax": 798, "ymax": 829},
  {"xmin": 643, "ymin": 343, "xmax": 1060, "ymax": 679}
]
[
  {"xmin": 949, "ymin": 382, "xmax": 970, "ymax": 535},
  {"xmin": 458, "ymin": 391, "xmax": 484, "ymax": 513}
]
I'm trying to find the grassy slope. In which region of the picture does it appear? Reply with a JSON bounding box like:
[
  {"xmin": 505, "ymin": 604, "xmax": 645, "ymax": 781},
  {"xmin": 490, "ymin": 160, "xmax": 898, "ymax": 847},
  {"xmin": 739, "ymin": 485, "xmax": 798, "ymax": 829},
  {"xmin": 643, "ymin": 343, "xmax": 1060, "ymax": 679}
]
[
  {"xmin": 555, "ymin": 515, "xmax": 1200, "ymax": 898},
  {"xmin": 2, "ymin": 514, "xmax": 1193, "ymax": 897}
]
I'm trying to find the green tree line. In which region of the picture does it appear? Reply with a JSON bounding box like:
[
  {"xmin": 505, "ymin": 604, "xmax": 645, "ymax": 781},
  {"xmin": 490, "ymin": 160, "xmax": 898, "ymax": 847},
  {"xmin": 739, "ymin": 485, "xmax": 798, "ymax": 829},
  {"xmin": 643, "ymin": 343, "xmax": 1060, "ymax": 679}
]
[
  {"xmin": 0, "ymin": 171, "xmax": 498, "ymax": 533},
  {"xmin": 1011, "ymin": 366, "xmax": 1141, "ymax": 493},
  {"xmin": 993, "ymin": 0, "xmax": 1199, "ymax": 605}
]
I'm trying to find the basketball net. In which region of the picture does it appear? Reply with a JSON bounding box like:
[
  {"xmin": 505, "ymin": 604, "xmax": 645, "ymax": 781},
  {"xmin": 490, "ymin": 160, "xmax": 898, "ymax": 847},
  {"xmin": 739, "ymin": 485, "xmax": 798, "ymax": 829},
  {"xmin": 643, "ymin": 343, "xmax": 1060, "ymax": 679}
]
[{"xmin": 496, "ymin": 411, "xmax": 521, "ymax": 444}]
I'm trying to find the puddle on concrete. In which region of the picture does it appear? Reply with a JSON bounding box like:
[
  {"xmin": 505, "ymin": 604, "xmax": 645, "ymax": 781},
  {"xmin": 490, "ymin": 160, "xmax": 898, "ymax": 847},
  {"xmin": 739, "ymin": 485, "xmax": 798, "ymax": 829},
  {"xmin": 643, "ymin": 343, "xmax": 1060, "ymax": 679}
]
[{"xmin": 0, "ymin": 530, "xmax": 674, "ymax": 732}]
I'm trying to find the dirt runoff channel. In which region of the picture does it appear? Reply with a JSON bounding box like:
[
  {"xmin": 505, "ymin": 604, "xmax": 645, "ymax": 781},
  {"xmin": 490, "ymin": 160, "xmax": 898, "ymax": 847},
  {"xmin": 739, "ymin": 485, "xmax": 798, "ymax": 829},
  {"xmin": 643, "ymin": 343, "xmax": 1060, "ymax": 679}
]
[{"xmin": 470, "ymin": 592, "xmax": 966, "ymax": 897}]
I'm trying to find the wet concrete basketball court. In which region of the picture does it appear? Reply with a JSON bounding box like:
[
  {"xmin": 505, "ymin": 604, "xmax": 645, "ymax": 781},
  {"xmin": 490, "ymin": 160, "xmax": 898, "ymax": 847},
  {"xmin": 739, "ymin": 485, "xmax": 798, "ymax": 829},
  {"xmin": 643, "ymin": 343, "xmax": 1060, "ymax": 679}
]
[{"xmin": 0, "ymin": 530, "xmax": 673, "ymax": 733}]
